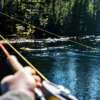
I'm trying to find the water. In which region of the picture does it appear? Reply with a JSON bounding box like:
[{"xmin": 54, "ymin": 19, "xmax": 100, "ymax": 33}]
[
  {"xmin": 1, "ymin": 36, "xmax": 100, "ymax": 100},
  {"xmin": 25, "ymin": 50, "xmax": 100, "ymax": 100}
]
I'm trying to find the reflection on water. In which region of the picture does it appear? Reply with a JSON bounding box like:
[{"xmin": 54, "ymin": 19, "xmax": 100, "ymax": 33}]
[
  {"xmin": 1, "ymin": 37, "xmax": 100, "ymax": 100},
  {"xmin": 66, "ymin": 55, "xmax": 77, "ymax": 94}
]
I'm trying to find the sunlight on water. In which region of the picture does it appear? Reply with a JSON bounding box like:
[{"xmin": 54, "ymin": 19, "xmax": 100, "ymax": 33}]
[{"xmin": 66, "ymin": 56, "xmax": 77, "ymax": 94}]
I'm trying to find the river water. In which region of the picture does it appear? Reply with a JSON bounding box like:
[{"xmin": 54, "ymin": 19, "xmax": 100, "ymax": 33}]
[{"xmin": 1, "ymin": 36, "xmax": 100, "ymax": 100}]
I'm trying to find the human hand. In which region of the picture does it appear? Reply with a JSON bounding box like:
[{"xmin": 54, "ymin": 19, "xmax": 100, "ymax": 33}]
[{"xmin": 0, "ymin": 67, "xmax": 42, "ymax": 99}]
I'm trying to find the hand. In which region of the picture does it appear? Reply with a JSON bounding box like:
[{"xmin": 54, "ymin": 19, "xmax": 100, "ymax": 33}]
[{"xmin": 0, "ymin": 67, "xmax": 42, "ymax": 99}]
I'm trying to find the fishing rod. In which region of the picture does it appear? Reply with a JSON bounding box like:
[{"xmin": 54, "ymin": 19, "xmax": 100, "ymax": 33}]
[
  {"xmin": 0, "ymin": 43, "xmax": 46, "ymax": 100},
  {"xmin": 0, "ymin": 36, "xmax": 77, "ymax": 100},
  {"xmin": 0, "ymin": 34, "xmax": 48, "ymax": 81}
]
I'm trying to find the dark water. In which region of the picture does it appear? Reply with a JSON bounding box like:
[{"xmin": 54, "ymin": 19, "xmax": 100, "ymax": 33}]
[{"xmin": 1, "ymin": 37, "xmax": 100, "ymax": 100}]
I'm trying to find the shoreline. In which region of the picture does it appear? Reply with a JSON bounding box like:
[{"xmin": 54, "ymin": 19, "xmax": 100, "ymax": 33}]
[{"xmin": 0, "ymin": 35, "xmax": 100, "ymax": 44}]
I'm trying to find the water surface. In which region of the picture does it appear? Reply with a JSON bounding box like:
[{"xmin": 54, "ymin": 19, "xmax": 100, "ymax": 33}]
[
  {"xmin": 1, "ymin": 37, "xmax": 100, "ymax": 100},
  {"xmin": 22, "ymin": 37, "xmax": 100, "ymax": 100}
]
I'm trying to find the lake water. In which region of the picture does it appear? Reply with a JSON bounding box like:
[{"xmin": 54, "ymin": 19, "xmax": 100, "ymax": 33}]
[{"xmin": 0, "ymin": 36, "xmax": 100, "ymax": 100}]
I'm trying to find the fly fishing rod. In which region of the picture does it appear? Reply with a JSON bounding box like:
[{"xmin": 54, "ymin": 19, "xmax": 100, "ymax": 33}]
[
  {"xmin": 0, "ymin": 35, "xmax": 77, "ymax": 100},
  {"xmin": 0, "ymin": 34, "xmax": 48, "ymax": 81}
]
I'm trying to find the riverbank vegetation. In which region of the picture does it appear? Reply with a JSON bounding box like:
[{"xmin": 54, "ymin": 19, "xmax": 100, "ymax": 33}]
[{"xmin": 0, "ymin": 0, "xmax": 100, "ymax": 38}]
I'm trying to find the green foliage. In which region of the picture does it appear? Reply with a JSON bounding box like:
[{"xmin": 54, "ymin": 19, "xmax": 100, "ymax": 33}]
[
  {"xmin": 87, "ymin": 1, "xmax": 94, "ymax": 16},
  {"xmin": 0, "ymin": 0, "xmax": 99, "ymax": 37},
  {"xmin": 16, "ymin": 24, "xmax": 36, "ymax": 38}
]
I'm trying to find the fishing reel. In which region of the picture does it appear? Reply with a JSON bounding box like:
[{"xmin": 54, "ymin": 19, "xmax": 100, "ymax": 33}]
[{"xmin": 35, "ymin": 81, "xmax": 77, "ymax": 100}]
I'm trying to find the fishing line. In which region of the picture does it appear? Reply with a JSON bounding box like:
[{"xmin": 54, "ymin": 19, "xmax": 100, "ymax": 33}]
[{"xmin": 0, "ymin": 11, "xmax": 99, "ymax": 52}]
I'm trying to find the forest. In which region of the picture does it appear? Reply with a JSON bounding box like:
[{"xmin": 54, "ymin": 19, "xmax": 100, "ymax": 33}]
[{"xmin": 0, "ymin": 0, "xmax": 100, "ymax": 38}]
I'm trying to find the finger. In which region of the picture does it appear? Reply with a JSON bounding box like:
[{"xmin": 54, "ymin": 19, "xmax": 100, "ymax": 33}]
[
  {"xmin": 32, "ymin": 75, "xmax": 41, "ymax": 82},
  {"xmin": 1, "ymin": 75, "xmax": 14, "ymax": 84},
  {"xmin": 23, "ymin": 67, "xmax": 36, "ymax": 75},
  {"xmin": 36, "ymin": 81, "xmax": 42, "ymax": 87}
]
